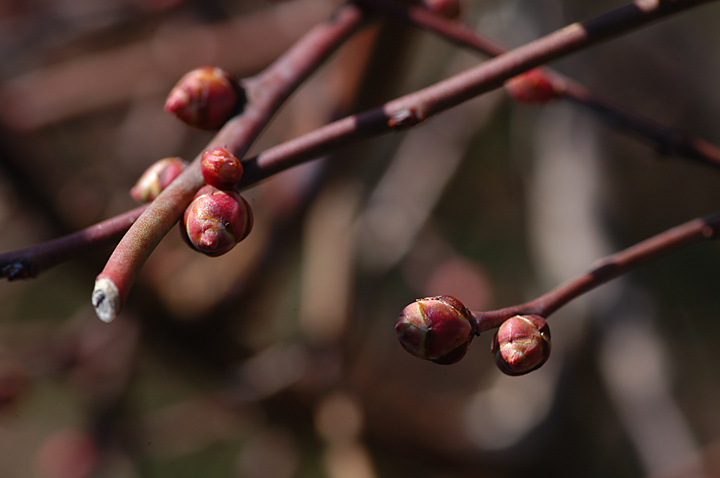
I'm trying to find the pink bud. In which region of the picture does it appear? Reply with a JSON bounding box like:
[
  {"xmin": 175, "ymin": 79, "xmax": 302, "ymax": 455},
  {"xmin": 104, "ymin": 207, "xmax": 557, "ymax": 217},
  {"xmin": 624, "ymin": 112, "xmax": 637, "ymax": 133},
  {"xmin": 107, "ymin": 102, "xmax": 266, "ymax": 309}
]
[
  {"xmin": 421, "ymin": 0, "xmax": 462, "ymax": 19},
  {"xmin": 395, "ymin": 296, "xmax": 477, "ymax": 365},
  {"xmin": 182, "ymin": 186, "xmax": 253, "ymax": 256},
  {"xmin": 491, "ymin": 315, "xmax": 551, "ymax": 376},
  {"xmin": 164, "ymin": 66, "xmax": 242, "ymax": 130},
  {"xmin": 130, "ymin": 157, "xmax": 187, "ymax": 203},
  {"xmin": 201, "ymin": 146, "xmax": 243, "ymax": 190},
  {"xmin": 505, "ymin": 68, "xmax": 560, "ymax": 105}
]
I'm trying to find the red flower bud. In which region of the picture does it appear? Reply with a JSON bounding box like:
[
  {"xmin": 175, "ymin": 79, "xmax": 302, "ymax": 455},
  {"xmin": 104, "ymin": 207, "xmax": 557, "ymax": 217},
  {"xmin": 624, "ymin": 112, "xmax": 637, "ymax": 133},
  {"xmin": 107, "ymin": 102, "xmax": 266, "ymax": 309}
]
[
  {"xmin": 491, "ymin": 315, "xmax": 551, "ymax": 376},
  {"xmin": 182, "ymin": 186, "xmax": 253, "ymax": 256},
  {"xmin": 504, "ymin": 68, "xmax": 561, "ymax": 105},
  {"xmin": 421, "ymin": 0, "xmax": 462, "ymax": 19},
  {"xmin": 395, "ymin": 296, "xmax": 477, "ymax": 365},
  {"xmin": 130, "ymin": 157, "xmax": 187, "ymax": 203},
  {"xmin": 201, "ymin": 146, "xmax": 243, "ymax": 190},
  {"xmin": 164, "ymin": 66, "xmax": 242, "ymax": 130}
]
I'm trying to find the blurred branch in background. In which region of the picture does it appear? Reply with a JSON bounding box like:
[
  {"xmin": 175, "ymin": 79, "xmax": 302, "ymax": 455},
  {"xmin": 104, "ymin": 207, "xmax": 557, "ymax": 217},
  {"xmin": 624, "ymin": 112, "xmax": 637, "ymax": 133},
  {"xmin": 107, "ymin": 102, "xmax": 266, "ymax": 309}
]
[{"xmin": 0, "ymin": 0, "xmax": 338, "ymax": 131}]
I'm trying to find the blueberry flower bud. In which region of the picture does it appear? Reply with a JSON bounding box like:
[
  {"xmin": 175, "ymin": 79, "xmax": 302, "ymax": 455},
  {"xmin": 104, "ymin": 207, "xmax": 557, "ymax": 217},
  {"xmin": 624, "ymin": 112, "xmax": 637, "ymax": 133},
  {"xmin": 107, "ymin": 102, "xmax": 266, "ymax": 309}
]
[
  {"xmin": 395, "ymin": 296, "xmax": 477, "ymax": 365},
  {"xmin": 164, "ymin": 66, "xmax": 242, "ymax": 130},
  {"xmin": 182, "ymin": 186, "xmax": 253, "ymax": 256},
  {"xmin": 491, "ymin": 315, "xmax": 551, "ymax": 376},
  {"xmin": 504, "ymin": 68, "xmax": 561, "ymax": 105},
  {"xmin": 130, "ymin": 157, "xmax": 187, "ymax": 203},
  {"xmin": 201, "ymin": 146, "xmax": 243, "ymax": 190}
]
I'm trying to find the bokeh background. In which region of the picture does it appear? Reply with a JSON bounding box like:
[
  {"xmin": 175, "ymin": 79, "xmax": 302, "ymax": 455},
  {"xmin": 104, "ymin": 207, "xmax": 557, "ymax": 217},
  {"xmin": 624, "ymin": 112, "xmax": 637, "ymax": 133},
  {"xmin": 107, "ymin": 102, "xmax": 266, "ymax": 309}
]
[{"xmin": 1, "ymin": 0, "xmax": 720, "ymax": 476}]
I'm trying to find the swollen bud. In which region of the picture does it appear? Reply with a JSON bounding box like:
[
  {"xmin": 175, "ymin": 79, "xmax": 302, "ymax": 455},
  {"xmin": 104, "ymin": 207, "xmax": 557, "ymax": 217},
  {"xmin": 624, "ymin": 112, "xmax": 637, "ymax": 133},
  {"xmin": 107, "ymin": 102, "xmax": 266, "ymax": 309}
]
[
  {"xmin": 491, "ymin": 315, "xmax": 551, "ymax": 376},
  {"xmin": 182, "ymin": 186, "xmax": 253, "ymax": 256},
  {"xmin": 421, "ymin": 0, "xmax": 462, "ymax": 19},
  {"xmin": 505, "ymin": 68, "xmax": 561, "ymax": 105},
  {"xmin": 201, "ymin": 146, "xmax": 243, "ymax": 190},
  {"xmin": 395, "ymin": 296, "xmax": 477, "ymax": 365},
  {"xmin": 130, "ymin": 157, "xmax": 187, "ymax": 203},
  {"xmin": 164, "ymin": 66, "xmax": 242, "ymax": 130}
]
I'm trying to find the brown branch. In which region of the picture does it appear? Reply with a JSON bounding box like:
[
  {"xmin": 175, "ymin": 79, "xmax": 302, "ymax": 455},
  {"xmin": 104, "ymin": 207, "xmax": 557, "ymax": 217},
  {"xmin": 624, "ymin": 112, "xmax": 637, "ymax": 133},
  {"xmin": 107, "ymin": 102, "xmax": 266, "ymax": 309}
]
[
  {"xmin": 95, "ymin": 0, "xmax": 716, "ymax": 322},
  {"xmin": 0, "ymin": 0, "xmax": 714, "ymax": 319},
  {"xmin": 472, "ymin": 213, "xmax": 720, "ymax": 332},
  {"xmin": 357, "ymin": 0, "xmax": 720, "ymax": 170},
  {"xmin": 0, "ymin": 1, "xmax": 339, "ymax": 131},
  {"xmin": 239, "ymin": 0, "xmax": 716, "ymax": 183},
  {"xmin": 0, "ymin": 205, "xmax": 147, "ymax": 280},
  {"xmin": 91, "ymin": 3, "xmax": 367, "ymax": 322}
]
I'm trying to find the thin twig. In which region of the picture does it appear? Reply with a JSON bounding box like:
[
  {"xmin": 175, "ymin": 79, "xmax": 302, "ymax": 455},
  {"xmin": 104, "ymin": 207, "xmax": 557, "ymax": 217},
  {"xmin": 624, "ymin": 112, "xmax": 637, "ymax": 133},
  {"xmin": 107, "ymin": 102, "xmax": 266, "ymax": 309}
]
[
  {"xmin": 357, "ymin": 0, "xmax": 720, "ymax": 170},
  {"xmin": 239, "ymin": 0, "xmax": 716, "ymax": 183},
  {"xmin": 472, "ymin": 213, "xmax": 720, "ymax": 332},
  {"xmin": 0, "ymin": 0, "xmax": 714, "ymax": 319},
  {"xmin": 91, "ymin": 3, "xmax": 367, "ymax": 322},
  {"xmin": 0, "ymin": 205, "xmax": 147, "ymax": 280}
]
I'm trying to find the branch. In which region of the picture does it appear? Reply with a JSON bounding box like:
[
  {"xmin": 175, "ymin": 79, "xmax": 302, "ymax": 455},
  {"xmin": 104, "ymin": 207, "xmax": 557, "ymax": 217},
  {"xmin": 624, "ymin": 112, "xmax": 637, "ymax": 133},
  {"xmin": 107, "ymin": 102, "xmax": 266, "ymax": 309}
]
[
  {"xmin": 240, "ymin": 0, "xmax": 717, "ymax": 184},
  {"xmin": 91, "ymin": 3, "xmax": 367, "ymax": 322},
  {"xmin": 0, "ymin": 205, "xmax": 147, "ymax": 280},
  {"xmin": 473, "ymin": 213, "xmax": 720, "ymax": 332},
  {"xmin": 0, "ymin": 0, "xmax": 714, "ymax": 318},
  {"xmin": 357, "ymin": 0, "xmax": 720, "ymax": 170}
]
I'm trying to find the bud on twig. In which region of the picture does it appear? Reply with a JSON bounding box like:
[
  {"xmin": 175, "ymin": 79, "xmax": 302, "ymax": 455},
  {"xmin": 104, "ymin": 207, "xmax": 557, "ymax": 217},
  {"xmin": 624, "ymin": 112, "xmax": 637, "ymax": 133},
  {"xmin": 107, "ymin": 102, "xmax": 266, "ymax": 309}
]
[
  {"xmin": 504, "ymin": 68, "xmax": 561, "ymax": 105},
  {"xmin": 130, "ymin": 157, "xmax": 187, "ymax": 203},
  {"xmin": 164, "ymin": 66, "xmax": 243, "ymax": 130},
  {"xmin": 182, "ymin": 186, "xmax": 253, "ymax": 256},
  {"xmin": 421, "ymin": 0, "xmax": 462, "ymax": 19},
  {"xmin": 491, "ymin": 315, "xmax": 551, "ymax": 376},
  {"xmin": 201, "ymin": 146, "xmax": 244, "ymax": 190},
  {"xmin": 395, "ymin": 296, "xmax": 477, "ymax": 365}
]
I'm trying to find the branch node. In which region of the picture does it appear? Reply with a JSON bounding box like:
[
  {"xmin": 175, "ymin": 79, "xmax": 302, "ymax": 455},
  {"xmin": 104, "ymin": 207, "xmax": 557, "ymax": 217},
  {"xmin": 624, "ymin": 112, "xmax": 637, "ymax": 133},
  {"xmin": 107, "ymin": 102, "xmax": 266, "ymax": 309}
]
[
  {"xmin": 388, "ymin": 106, "xmax": 425, "ymax": 129},
  {"xmin": 702, "ymin": 225, "xmax": 716, "ymax": 239},
  {"xmin": 1, "ymin": 261, "xmax": 30, "ymax": 281}
]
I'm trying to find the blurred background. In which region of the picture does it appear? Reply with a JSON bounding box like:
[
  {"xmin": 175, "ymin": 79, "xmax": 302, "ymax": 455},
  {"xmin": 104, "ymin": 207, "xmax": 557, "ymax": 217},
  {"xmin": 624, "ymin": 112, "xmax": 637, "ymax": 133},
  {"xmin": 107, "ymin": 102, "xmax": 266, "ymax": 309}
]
[{"xmin": 1, "ymin": 0, "xmax": 720, "ymax": 476}]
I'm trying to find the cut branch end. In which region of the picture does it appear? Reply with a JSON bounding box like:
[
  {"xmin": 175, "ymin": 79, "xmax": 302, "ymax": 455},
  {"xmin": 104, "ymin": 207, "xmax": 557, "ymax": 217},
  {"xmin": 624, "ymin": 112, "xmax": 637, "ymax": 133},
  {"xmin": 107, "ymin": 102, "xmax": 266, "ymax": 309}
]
[{"xmin": 92, "ymin": 278, "xmax": 121, "ymax": 323}]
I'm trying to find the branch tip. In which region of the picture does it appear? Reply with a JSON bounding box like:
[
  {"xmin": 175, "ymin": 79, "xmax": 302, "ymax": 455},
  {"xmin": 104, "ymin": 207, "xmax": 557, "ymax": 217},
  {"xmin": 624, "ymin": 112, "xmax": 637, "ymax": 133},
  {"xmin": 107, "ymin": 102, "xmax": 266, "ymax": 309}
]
[{"xmin": 92, "ymin": 278, "xmax": 121, "ymax": 323}]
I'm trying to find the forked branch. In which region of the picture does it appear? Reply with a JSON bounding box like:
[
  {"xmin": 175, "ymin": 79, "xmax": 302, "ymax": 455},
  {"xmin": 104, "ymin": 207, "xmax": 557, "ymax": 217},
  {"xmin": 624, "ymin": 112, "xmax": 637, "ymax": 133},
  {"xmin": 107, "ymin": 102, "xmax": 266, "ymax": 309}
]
[
  {"xmin": 473, "ymin": 213, "xmax": 720, "ymax": 332},
  {"xmin": 359, "ymin": 0, "xmax": 720, "ymax": 170},
  {"xmin": 0, "ymin": 0, "xmax": 715, "ymax": 325}
]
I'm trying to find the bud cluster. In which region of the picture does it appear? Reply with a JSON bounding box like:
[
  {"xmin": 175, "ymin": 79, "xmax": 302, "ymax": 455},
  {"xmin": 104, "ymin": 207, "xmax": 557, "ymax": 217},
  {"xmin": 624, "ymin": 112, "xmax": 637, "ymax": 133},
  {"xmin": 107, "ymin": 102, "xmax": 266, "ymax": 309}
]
[{"xmin": 395, "ymin": 295, "xmax": 552, "ymax": 375}]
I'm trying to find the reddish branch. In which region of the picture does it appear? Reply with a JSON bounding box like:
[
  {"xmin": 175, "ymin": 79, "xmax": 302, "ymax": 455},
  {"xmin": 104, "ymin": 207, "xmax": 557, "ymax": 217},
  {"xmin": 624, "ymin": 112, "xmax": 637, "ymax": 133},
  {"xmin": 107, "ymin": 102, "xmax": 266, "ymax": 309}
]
[
  {"xmin": 0, "ymin": 205, "xmax": 147, "ymax": 280},
  {"xmin": 472, "ymin": 213, "xmax": 720, "ymax": 332},
  {"xmin": 240, "ymin": 0, "xmax": 718, "ymax": 184},
  {"xmin": 91, "ymin": 3, "xmax": 367, "ymax": 322},
  {"xmin": 358, "ymin": 0, "xmax": 720, "ymax": 170},
  {"xmin": 0, "ymin": 0, "xmax": 716, "ymax": 322}
]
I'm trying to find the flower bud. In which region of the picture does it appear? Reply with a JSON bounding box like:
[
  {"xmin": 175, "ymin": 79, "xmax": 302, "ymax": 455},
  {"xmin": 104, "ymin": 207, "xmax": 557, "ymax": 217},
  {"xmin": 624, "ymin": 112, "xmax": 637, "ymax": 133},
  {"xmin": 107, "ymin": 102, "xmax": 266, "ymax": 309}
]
[
  {"xmin": 182, "ymin": 186, "xmax": 253, "ymax": 256},
  {"xmin": 491, "ymin": 315, "xmax": 551, "ymax": 376},
  {"xmin": 505, "ymin": 68, "xmax": 561, "ymax": 105},
  {"xmin": 395, "ymin": 296, "xmax": 477, "ymax": 365},
  {"xmin": 130, "ymin": 157, "xmax": 187, "ymax": 203},
  {"xmin": 421, "ymin": 0, "xmax": 462, "ymax": 19},
  {"xmin": 164, "ymin": 66, "xmax": 243, "ymax": 130},
  {"xmin": 201, "ymin": 146, "xmax": 243, "ymax": 190}
]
